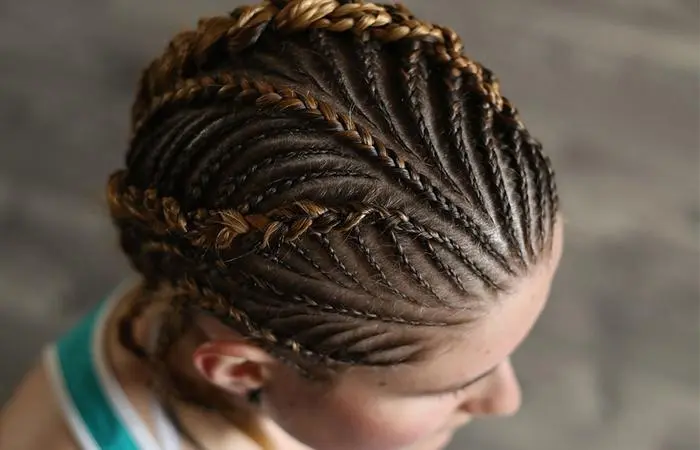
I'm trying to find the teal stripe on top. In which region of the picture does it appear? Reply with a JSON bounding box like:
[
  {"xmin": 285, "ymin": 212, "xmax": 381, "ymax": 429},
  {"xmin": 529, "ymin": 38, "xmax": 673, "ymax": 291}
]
[{"xmin": 55, "ymin": 303, "xmax": 141, "ymax": 450}]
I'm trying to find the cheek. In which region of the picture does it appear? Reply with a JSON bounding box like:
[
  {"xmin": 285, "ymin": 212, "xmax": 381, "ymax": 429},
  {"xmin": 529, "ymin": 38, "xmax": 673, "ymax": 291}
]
[
  {"xmin": 362, "ymin": 396, "xmax": 456, "ymax": 446},
  {"xmin": 267, "ymin": 378, "xmax": 456, "ymax": 450}
]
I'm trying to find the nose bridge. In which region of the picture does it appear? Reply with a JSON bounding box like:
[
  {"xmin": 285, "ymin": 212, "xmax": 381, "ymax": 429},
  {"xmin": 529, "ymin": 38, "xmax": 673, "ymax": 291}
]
[{"xmin": 461, "ymin": 359, "xmax": 522, "ymax": 417}]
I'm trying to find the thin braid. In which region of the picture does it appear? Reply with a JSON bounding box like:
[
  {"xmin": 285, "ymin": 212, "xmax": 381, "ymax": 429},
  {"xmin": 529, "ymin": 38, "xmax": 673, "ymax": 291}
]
[
  {"xmin": 155, "ymin": 114, "xmax": 232, "ymax": 193},
  {"xmin": 386, "ymin": 228, "xmax": 442, "ymax": 302},
  {"xmin": 215, "ymin": 148, "xmax": 349, "ymax": 202},
  {"xmin": 311, "ymin": 231, "xmax": 371, "ymax": 292},
  {"xmin": 523, "ymin": 136, "xmax": 547, "ymax": 252},
  {"xmin": 163, "ymin": 112, "xmax": 275, "ymax": 197},
  {"xmin": 135, "ymin": 74, "xmax": 511, "ymax": 272},
  {"xmin": 234, "ymin": 169, "xmax": 376, "ymax": 213},
  {"xmin": 402, "ymin": 40, "xmax": 463, "ymax": 195},
  {"xmin": 386, "ymin": 214, "xmax": 501, "ymax": 290},
  {"xmin": 239, "ymin": 271, "xmax": 447, "ymax": 326},
  {"xmin": 444, "ymin": 67, "xmax": 489, "ymax": 214},
  {"xmin": 534, "ymin": 147, "xmax": 554, "ymax": 250},
  {"xmin": 181, "ymin": 277, "xmax": 414, "ymax": 366},
  {"xmin": 544, "ymin": 153, "xmax": 559, "ymax": 239},
  {"xmin": 480, "ymin": 104, "xmax": 523, "ymax": 263},
  {"xmin": 188, "ymin": 124, "xmax": 305, "ymax": 202},
  {"xmin": 181, "ymin": 278, "xmax": 322, "ymax": 362},
  {"xmin": 140, "ymin": 113, "xmax": 221, "ymax": 183},
  {"xmin": 127, "ymin": 113, "xmax": 193, "ymax": 172},
  {"xmin": 418, "ymin": 238, "xmax": 469, "ymax": 294},
  {"xmin": 510, "ymin": 128, "xmax": 534, "ymax": 260},
  {"xmin": 355, "ymin": 33, "xmax": 412, "ymax": 154},
  {"xmin": 348, "ymin": 227, "xmax": 419, "ymax": 304},
  {"xmin": 287, "ymin": 242, "xmax": 338, "ymax": 282},
  {"xmin": 309, "ymin": 29, "xmax": 354, "ymax": 106}
]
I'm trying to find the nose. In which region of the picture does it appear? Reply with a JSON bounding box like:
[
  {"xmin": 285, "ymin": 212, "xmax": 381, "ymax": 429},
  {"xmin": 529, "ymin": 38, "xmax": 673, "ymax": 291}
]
[{"xmin": 460, "ymin": 359, "xmax": 522, "ymax": 417}]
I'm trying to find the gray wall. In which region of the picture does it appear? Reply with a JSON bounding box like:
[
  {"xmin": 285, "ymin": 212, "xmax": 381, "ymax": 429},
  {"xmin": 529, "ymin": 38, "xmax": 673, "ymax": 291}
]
[{"xmin": 1, "ymin": 1, "xmax": 698, "ymax": 449}]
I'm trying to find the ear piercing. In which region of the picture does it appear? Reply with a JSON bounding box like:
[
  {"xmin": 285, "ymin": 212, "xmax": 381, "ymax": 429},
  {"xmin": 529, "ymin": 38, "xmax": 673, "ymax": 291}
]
[{"xmin": 247, "ymin": 389, "xmax": 262, "ymax": 404}]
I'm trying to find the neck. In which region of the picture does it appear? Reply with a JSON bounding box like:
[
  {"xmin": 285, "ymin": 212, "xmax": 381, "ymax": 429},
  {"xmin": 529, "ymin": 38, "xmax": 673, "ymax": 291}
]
[{"xmin": 104, "ymin": 289, "xmax": 307, "ymax": 450}]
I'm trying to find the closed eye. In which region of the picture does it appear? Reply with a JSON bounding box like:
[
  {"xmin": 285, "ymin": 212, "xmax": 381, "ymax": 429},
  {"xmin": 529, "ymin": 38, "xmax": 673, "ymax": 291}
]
[{"xmin": 431, "ymin": 365, "xmax": 499, "ymax": 397}]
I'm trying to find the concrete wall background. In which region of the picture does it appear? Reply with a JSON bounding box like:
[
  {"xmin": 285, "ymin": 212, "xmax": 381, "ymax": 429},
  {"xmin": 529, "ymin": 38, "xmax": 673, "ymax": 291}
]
[{"xmin": 1, "ymin": 1, "xmax": 698, "ymax": 449}]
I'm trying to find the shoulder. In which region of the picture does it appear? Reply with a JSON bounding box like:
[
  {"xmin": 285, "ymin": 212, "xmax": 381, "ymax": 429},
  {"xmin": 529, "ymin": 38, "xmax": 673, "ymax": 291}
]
[{"xmin": 0, "ymin": 359, "xmax": 79, "ymax": 450}]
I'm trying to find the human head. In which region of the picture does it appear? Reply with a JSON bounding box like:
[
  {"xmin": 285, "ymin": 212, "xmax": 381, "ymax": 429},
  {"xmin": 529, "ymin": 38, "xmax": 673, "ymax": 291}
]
[{"xmin": 108, "ymin": 1, "xmax": 562, "ymax": 449}]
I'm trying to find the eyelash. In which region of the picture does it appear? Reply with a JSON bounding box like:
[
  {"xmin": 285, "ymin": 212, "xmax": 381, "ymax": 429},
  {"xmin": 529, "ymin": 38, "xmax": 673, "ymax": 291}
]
[{"xmin": 440, "ymin": 386, "xmax": 468, "ymax": 398}]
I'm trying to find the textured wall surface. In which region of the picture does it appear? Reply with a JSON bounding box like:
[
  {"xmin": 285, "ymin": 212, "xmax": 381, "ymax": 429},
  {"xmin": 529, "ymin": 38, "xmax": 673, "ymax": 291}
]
[{"xmin": 1, "ymin": 1, "xmax": 698, "ymax": 449}]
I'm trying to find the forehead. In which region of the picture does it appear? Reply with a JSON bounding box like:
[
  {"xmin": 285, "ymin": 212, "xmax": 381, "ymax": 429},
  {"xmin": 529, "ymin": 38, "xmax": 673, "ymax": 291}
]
[{"xmin": 343, "ymin": 220, "xmax": 564, "ymax": 392}]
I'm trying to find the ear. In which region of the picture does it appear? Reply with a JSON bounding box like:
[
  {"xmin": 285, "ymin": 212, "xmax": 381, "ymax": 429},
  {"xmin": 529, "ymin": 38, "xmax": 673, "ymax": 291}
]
[{"xmin": 192, "ymin": 340, "xmax": 276, "ymax": 397}]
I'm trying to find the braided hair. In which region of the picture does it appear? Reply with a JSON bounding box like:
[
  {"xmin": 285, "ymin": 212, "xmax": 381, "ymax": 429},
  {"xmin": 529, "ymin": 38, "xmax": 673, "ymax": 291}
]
[{"xmin": 110, "ymin": 0, "xmax": 558, "ymax": 416}]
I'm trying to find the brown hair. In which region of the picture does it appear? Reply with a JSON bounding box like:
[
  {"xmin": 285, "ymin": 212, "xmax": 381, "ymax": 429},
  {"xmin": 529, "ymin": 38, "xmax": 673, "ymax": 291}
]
[{"xmin": 108, "ymin": 0, "xmax": 558, "ymax": 446}]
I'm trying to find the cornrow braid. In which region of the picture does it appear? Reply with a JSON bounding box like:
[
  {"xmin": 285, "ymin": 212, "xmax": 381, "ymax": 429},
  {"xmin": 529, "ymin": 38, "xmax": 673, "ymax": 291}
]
[
  {"xmin": 112, "ymin": 0, "xmax": 560, "ymax": 420},
  {"xmin": 131, "ymin": 0, "xmax": 510, "ymax": 133},
  {"xmin": 418, "ymin": 239, "xmax": 469, "ymax": 294},
  {"xmin": 134, "ymin": 74, "xmax": 512, "ymax": 272},
  {"xmin": 503, "ymin": 125, "xmax": 534, "ymax": 261},
  {"xmin": 354, "ymin": 33, "xmax": 412, "ymax": 155},
  {"xmin": 479, "ymin": 103, "xmax": 523, "ymax": 263},
  {"xmin": 386, "ymin": 228, "xmax": 442, "ymax": 301},
  {"xmin": 310, "ymin": 231, "xmax": 373, "ymax": 293},
  {"xmin": 401, "ymin": 39, "xmax": 464, "ymax": 196},
  {"xmin": 347, "ymin": 227, "xmax": 418, "ymax": 304},
  {"xmin": 444, "ymin": 67, "xmax": 489, "ymax": 213},
  {"xmin": 237, "ymin": 270, "xmax": 448, "ymax": 327}
]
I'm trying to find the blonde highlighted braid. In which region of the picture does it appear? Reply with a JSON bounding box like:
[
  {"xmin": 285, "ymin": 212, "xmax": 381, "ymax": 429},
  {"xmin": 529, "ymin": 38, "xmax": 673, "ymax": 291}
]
[
  {"xmin": 132, "ymin": 0, "xmax": 511, "ymax": 135},
  {"xmin": 111, "ymin": 1, "xmax": 559, "ymax": 445}
]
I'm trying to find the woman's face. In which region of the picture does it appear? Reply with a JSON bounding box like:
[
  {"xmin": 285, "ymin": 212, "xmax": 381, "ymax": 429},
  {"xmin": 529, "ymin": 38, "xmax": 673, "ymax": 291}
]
[{"xmin": 259, "ymin": 222, "xmax": 565, "ymax": 450}]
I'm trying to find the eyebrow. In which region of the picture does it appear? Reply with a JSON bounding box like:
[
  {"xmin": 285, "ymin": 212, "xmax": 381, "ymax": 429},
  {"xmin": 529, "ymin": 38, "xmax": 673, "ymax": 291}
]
[{"xmin": 419, "ymin": 365, "xmax": 499, "ymax": 396}]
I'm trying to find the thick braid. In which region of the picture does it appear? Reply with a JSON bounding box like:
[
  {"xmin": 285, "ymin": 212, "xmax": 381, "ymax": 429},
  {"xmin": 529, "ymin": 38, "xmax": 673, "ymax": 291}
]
[
  {"xmin": 444, "ymin": 67, "xmax": 489, "ymax": 213},
  {"xmin": 128, "ymin": 190, "xmax": 500, "ymax": 299},
  {"xmin": 131, "ymin": 0, "xmax": 518, "ymax": 134},
  {"xmin": 402, "ymin": 40, "xmax": 463, "ymax": 196},
  {"xmin": 114, "ymin": 158, "xmax": 504, "ymax": 291},
  {"xmin": 111, "ymin": 172, "xmax": 383, "ymax": 250},
  {"xmin": 432, "ymin": 24, "xmax": 504, "ymax": 110}
]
